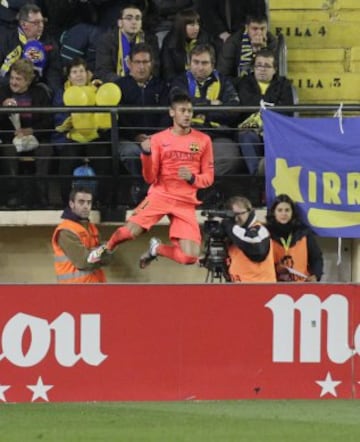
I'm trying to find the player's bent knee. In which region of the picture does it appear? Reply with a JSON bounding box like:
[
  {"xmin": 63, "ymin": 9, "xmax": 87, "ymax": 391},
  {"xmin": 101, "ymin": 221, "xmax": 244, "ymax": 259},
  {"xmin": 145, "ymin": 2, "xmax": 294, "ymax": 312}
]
[{"xmin": 177, "ymin": 251, "xmax": 198, "ymax": 265}]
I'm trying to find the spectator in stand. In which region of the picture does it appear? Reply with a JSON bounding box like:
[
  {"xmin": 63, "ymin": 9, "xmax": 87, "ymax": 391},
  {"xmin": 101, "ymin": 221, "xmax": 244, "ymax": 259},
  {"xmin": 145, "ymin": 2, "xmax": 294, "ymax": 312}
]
[
  {"xmin": 217, "ymin": 14, "xmax": 278, "ymax": 80},
  {"xmin": 221, "ymin": 195, "xmax": 276, "ymax": 282},
  {"xmin": 171, "ymin": 43, "xmax": 243, "ymax": 177},
  {"xmin": 53, "ymin": 57, "xmax": 112, "ymax": 206},
  {"xmin": 0, "ymin": 59, "xmax": 53, "ymax": 208},
  {"xmin": 197, "ymin": 0, "xmax": 266, "ymax": 48},
  {"xmin": 94, "ymin": 3, "xmax": 159, "ymax": 83},
  {"xmin": 57, "ymin": 1, "xmax": 149, "ymax": 73},
  {"xmin": 147, "ymin": 0, "xmax": 196, "ymax": 48},
  {"xmin": 94, "ymin": 0, "xmax": 149, "ymax": 31},
  {"xmin": 266, "ymin": 194, "xmax": 323, "ymax": 282},
  {"xmin": 87, "ymin": 91, "xmax": 214, "ymax": 270},
  {"xmin": 0, "ymin": 3, "xmax": 62, "ymax": 95},
  {"xmin": 160, "ymin": 8, "xmax": 213, "ymax": 83},
  {"xmin": 59, "ymin": 23, "xmax": 101, "ymax": 74},
  {"xmin": 114, "ymin": 43, "xmax": 169, "ymax": 205},
  {"xmin": 0, "ymin": 0, "xmax": 31, "ymax": 30},
  {"xmin": 36, "ymin": 0, "xmax": 99, "ymax": 40},
  {"xmin": 236, "ymin": 49, "xmax": 294, "ymax": 175},
  {"xmin": 52, "ymin": 186, "xmax": 112, "ymax": 284}
]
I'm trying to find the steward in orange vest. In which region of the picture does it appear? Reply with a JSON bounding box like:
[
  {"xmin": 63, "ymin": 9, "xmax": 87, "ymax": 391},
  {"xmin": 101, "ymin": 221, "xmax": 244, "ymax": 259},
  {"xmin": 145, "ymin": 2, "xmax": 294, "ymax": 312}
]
[
  {"xmin": 266, "ymin": 193, "xmax": 323, "ymax": 282},
  {"xmin": 221, "ymin": 196, "xmax": 276, "ymax": 283},
  {"xmin": 52, "ymin": 187, "xmax": 110, "ymax": 283}
]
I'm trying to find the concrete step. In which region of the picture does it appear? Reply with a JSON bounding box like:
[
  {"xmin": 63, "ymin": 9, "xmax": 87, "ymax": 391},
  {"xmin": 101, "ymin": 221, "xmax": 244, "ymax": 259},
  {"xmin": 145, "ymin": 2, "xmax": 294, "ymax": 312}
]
[
  {"xmin": 349, "ymin": 46, "xmax": 360, "ymax": 72},
  {"xmin": 270, "ymin": 0, "xmax": 360, "ymax": 9},
  {"xmin": 288, "ymin": 48, "xmax": 347, "ymax": 73},
  {"xmin": 272, "ymin": 10, "xmax": 360, "ymax": 22},
  {"xmin": 271, "ymin": 10, "xmax": 329, "ymax": 22},
  {"xmin": 270, "ymin": 0, "xmax": 330, "ymax": 9},
  {"xmin": 287, "ymin": 71, "xmax": 359, "ymax": 103}
]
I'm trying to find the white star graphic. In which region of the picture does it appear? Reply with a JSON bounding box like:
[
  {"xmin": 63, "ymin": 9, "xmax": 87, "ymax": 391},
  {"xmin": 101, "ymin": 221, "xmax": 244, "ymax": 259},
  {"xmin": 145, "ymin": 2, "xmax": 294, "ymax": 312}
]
[
  {"xmin": 0, "ymin": 384, "xmax": 10, "ymax": 402},
  {"xmin": 27, "ymin": 376, "xmax": 54, "ymax": 402},
  {"xmin": 315, "ymin": 371, "xmax": 342, "ymax": 397}
]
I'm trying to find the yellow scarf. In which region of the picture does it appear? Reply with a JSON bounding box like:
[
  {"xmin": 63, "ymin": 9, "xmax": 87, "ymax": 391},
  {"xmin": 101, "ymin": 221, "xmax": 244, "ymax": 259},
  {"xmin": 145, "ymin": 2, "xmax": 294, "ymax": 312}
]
[
  {"xmin": 186, "ymin": 70, "xmax": 220, "ymax": 101},
  {"xmin": 116, "ymin": 30, "xmax": 143, "ymax": 76},
  {"xmin": 0, "ymin": 29, "xmax": 27, "ymax": 76},
  {"xmin": 185, "ymin": 39, "xmax": 197, "ymax": 70},
  {"xmin": 186, "ymin": 71, "xmax": 221, "ymax": 127}
]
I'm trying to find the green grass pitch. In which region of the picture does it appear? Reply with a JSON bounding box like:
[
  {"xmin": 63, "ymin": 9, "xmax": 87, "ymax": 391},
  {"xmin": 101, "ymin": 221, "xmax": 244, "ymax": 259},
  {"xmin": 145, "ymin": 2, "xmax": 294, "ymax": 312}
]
[{"xmin": 1, "ymin": 400, "xmax": 360, "ymax": 441}]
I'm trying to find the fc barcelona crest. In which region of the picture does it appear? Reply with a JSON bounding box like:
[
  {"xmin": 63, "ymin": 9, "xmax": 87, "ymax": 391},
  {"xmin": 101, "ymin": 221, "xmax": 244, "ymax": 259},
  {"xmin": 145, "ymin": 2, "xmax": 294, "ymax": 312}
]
[{"xmin": 189, "ymin": 142, "xmax": 199, "ymax": 152}]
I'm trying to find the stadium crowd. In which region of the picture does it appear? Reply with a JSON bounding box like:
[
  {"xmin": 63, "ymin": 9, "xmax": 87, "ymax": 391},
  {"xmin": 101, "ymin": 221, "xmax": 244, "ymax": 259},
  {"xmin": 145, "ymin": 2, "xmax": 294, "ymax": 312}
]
[{"xmin": 0, "ymin": 0, "xmax": 294, "ymax": 210}]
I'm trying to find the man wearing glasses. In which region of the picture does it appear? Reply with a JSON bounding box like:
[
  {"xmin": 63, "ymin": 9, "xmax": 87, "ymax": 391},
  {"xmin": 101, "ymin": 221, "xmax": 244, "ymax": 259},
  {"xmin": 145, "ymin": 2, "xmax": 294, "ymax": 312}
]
[
  {"xmin": 95, "ymin": 4, "xmax": 159, "ymax": 83},
  {"xmin": 0, "ymin": 3, "xmax": 62, "ymax": 94},
  {"xmin": 114, "ymin": 42, "xmax": 169, "ymax": 205},
  {"xmin": 221, "ymin": 195, "xmax": 276, "ymax": 282},
  {"xmin": 236, "ymin": 48, "xmax": 294, "ymax": 176}
]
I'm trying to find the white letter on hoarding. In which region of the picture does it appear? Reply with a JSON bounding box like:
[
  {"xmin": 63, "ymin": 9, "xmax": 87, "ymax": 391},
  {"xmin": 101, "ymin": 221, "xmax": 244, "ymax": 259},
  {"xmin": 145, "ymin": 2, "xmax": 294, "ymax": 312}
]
[
  {"xmin": 0, "ymin": 313, "xmax": 108, "ymax": 367},
  {"xmin": 265, "ymin": 294, "xmax": 353, "ymax": 363},
  {"xmin": 0, "ymin": 313, "xmax": 51, "ymax": 367},
  {"xmin": 50, "ymin": 313, "xmax": 107, "ymax": 367}
]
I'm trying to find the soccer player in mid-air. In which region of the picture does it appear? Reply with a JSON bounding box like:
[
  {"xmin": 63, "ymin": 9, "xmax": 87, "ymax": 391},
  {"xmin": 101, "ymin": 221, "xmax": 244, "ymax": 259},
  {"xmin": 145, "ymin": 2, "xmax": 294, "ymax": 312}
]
[{"xmin": 88, "ymin": 91, "xmax": 214, "ymax": 268}]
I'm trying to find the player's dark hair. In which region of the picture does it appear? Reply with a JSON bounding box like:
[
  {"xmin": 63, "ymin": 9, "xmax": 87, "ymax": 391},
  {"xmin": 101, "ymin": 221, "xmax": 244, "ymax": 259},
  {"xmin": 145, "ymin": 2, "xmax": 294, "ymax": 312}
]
[{"xmin": 169, "ymin": 88, "xmax": 192, "ymax": 107}]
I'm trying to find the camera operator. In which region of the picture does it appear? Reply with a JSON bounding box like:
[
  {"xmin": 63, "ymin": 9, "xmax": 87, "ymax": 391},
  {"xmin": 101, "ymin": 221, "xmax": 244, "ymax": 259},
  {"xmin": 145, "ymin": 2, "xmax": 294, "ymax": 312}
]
[{"xmin": 221, "ymin": 196, "xmax": 276, "ymax": 283}]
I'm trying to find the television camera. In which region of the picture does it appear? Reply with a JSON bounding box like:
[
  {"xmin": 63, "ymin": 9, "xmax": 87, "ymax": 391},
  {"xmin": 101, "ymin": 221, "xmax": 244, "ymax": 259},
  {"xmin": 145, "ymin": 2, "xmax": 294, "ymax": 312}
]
[{"xmin": 199, "ymin": 209, "xmax": 235, "ymax": 283}]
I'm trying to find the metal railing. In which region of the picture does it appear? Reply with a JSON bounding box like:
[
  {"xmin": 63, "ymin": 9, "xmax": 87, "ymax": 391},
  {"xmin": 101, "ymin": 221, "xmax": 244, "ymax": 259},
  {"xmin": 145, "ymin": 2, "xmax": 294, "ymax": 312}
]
[{"xmin": 0, "ymin": 103, "xmax": 357, "ymax": 214}]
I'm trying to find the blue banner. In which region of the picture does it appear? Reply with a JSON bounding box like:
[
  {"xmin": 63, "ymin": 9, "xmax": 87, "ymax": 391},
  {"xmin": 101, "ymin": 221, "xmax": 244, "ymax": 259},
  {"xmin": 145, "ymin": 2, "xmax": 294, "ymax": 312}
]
[{"xmin": 263, "ymin": 109, "xmax": 360, "ymax": 238}]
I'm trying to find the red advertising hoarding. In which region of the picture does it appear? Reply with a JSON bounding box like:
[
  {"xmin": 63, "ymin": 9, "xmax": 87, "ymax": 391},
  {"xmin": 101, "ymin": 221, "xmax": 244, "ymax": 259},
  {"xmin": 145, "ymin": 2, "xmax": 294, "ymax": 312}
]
[{"xmin": 0, "ymin": 284, "xmax": 357, "ymax": 402}]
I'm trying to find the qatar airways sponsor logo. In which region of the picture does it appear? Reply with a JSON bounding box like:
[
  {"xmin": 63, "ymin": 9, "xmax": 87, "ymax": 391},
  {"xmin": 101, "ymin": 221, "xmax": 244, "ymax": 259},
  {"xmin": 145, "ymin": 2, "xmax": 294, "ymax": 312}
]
[
  {"xmin": 266, "ymin": 294, "xmax": 356, "ymax": 364},
  {"xmin": 0, "ymin": 312, "xmax": 107, "ymax": 367},
  {"xmin": 163, "ymin": 150, "xmax": 198, "ymax": 161}
]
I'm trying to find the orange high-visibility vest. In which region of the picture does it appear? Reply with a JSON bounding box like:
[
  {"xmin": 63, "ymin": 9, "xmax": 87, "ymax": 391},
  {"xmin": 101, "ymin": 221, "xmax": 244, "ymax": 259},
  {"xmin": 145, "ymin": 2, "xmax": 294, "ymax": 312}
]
[
  {"xmin": 272, "ymin": 236, "xmax": 309, "ymax": 281},
  {"xmin": 227, "ymin": 220, "xmax": 276, "ymax": 283},
  {"xmin": 227, "ymin": 240, "xmax": 276, "ymax": 283},
  {"xmin": 52, "ymin": 219, "xmax": 106, "ymax": 283}
]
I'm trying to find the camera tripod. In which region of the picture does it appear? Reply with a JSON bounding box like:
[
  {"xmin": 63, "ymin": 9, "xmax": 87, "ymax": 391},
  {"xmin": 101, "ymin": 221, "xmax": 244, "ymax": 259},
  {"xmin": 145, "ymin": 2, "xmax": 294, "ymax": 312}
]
[
  {"xmin": 200, "ymin": 238, "xmax": 231, "ymax": 283},
  {"xmin": 204, "ymin": 260, "xmax": 231, "ymax": 283}
]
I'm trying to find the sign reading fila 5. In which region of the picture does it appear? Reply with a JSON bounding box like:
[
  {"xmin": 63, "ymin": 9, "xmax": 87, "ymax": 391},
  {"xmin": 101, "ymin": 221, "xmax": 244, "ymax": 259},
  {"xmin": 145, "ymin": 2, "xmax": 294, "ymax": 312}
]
[
  {"xmin": 266, "ymin": 294, "xmax": 356, "ymax": 364},
  {"xmin": 0, "ymin": 312, "xmax": 108, "ymax": 367}
]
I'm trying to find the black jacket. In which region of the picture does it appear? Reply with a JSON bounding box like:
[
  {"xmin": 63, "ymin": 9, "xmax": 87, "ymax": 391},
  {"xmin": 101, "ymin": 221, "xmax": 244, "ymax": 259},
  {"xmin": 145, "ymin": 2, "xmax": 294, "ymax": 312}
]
[
  {"xmin": 236, "ymin": 72, "xmax": 294, "ymax": 122},
  {"xmin": 222, "ymin": 211, "xmax": 271, "ymax": 262},
  {"xmin": 197, "ymin": 0, "xmax": 266, "ymax": 37},
  {"xmin": 160, "ymin": 29, "xmax": 213, "ymax": 82},
  {"xmin": 0, "ymin": 28, "xmax": 63, "ymax": 94},
  {"xmin": 0, "ymin": 82, "xmax": 53, "ymax": 142},
  {"xmin": 115, "ymin": 74, "xmax": 170, "ymax": 139},
  {"xmin": 0, "ymin": 0, "xmax": 29, "ymax": 28}
]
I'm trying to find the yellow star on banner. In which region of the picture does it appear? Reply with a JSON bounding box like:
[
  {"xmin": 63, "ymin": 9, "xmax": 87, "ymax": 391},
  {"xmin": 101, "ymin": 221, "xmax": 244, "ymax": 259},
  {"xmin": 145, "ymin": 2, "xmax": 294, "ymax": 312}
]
[{"xmin": 271, "ymin": 158, "xmax": 304, "ymax": 203}]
